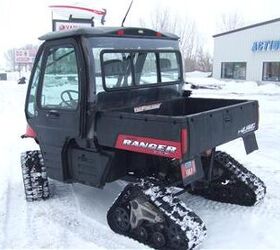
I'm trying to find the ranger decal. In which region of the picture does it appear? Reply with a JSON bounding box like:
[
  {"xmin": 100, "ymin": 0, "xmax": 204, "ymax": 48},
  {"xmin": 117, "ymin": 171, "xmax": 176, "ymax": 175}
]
[{"xmin": 115, "ymin": 134, "xmax": 182, "ymax": 159}]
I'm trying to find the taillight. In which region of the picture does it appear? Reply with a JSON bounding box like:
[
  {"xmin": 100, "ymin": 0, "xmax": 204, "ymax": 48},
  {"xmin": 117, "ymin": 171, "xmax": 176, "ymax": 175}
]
[
  {"xmin": 116, "ymin": 30, "xmax": 124, "ymax": 36},
  {"xmin": 155, "ymin": 32, "xmax": 162, "ymax": 37},
  {"xmin": 181, "ymin": 128, "xmax": 188, "ymax": 155}
]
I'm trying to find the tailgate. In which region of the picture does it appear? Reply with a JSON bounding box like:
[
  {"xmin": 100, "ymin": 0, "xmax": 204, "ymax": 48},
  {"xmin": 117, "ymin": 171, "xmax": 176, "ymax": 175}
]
[
  {"xmin": 186, "ymin": 100, "xmax": 259, "ymax": 157},
  {"xmin": 95, "ymin": 111, "xmax": 184, "ymax": 159}
]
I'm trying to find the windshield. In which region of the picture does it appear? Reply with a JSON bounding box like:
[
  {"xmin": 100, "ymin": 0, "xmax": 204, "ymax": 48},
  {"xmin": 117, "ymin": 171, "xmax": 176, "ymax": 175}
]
[{"xmin": 89, "ymin": 37, "xmax": 182, "ymax": 93}]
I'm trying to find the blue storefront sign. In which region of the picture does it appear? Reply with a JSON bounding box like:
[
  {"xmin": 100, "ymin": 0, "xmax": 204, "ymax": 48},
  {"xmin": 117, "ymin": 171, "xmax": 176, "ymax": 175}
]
[{"xmin": 252, "ymin": 40, "xmax": 280, "ymax": 52}]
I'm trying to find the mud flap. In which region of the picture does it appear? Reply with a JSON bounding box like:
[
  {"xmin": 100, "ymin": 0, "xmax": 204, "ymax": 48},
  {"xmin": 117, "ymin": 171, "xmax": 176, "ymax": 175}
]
[
  {"xmin": 181, "ymin": 156, "xmax": 204, "ymax": 186},
  {"xmin": 243, "ymin": 132, "xmax": 258, "ymax": 154}
]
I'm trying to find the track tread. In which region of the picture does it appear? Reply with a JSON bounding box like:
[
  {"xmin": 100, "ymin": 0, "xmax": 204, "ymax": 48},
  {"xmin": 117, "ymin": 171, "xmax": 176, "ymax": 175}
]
[
  {"xmin": 20, "ymin": 150, "xmax": 49, "ymax": 201},
  {"xmin": 191, "ymin": 151, "xmax": 266, "ymax": 206}
]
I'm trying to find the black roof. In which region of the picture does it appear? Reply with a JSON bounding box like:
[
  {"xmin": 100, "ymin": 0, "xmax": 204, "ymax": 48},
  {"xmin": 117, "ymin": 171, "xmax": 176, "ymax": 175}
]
[
  {"xmin": 213, "ymin": 17, "xmax": 280, "ymax": 38},
  {"xmin": 39, "ymin": 27, "xmax": 179, "ymax": 41}
]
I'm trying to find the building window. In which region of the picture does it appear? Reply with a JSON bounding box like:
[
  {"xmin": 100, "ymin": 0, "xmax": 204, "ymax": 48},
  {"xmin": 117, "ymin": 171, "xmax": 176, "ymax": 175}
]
[
  {"xmin": 221, "ymin": 62, "xmax": 246, "ymax": 80},
  {"xmin": 263, "ymin": 62, "xmax": 280, "ymax": 81}
]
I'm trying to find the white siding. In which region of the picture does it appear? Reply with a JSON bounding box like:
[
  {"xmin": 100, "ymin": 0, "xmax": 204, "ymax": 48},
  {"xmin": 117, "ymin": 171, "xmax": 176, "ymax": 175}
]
[{"xmin": 213, "ymin": 21, "xmax": 280, "ymax": 82}]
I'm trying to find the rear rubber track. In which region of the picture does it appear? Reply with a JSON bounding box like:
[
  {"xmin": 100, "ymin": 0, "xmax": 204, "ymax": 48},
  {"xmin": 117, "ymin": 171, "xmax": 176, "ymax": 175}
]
[{"xmin": 191, "ymin": 151, "xmax": 266, "ymax": 206}]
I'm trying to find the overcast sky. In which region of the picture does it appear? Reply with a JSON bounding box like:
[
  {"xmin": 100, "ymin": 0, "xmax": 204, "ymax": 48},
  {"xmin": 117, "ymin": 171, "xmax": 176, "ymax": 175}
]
[{"xmin": 1, "ymin": 0, "xmax": 280, "ymax": 68}]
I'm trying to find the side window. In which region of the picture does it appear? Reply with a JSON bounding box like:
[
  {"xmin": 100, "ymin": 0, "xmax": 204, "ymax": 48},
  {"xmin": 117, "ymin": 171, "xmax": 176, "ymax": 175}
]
[
  {"xmin": 27, "ymin": 54, "xmax": 43, "ymax": 117},
  {"xmin": 41, "ymin": 46, "xmax": 79, "ymax": 109}
]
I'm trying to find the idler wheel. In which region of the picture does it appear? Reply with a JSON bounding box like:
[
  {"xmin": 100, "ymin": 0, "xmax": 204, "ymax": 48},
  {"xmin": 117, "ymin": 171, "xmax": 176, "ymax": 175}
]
[
  {"xmin": 109, "ymin": 207, "xmax": 130, "ymax": 233},
  {"xmin": 152, "ymin": 231, "xmax": 166, "ymax": 248}
]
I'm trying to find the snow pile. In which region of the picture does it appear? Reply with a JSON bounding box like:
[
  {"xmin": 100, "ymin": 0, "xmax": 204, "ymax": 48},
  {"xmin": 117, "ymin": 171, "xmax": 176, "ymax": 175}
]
[
  {"xmin": 185, "ymin": 71, "xmax": 211, "ymax": 78},
  {"xmin": 185, "ymin": 76, "xmax": 280, "ymax": 95},
  {"xmin": 221, "ymin": 81, "xmax": 280, "ymax": 95}
]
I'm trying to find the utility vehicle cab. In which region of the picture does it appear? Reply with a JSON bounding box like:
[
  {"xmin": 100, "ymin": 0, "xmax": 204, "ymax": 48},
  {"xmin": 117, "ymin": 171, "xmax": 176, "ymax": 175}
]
[{"xmin": 25, "ymin": 27, "xmax": 184, "ymax": 182}]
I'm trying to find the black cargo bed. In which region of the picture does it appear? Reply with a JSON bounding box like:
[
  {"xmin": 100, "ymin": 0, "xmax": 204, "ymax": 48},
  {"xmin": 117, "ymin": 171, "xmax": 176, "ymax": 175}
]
[
  {"xmin": 95, "ymin": 97, "xmax": 258, "ymax": 160},
  {"xmin": 115, "ymin": 97, "xmax": 249, "ymax": 116}
]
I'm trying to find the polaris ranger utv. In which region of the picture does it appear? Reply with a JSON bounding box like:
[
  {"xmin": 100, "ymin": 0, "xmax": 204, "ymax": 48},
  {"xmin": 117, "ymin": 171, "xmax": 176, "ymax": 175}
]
[{"xmin": 21, "ymin": 27, "xmax": 266, "ymax": 250}]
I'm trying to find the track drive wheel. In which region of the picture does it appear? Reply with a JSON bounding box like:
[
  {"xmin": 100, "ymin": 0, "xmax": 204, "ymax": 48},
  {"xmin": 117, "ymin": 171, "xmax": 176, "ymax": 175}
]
[{"xmin": 107, "ymin": 206, "xmax": 131, "ymax": 234}]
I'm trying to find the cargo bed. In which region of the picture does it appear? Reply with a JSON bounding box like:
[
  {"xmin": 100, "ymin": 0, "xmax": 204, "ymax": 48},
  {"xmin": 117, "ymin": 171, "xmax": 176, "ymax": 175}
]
[{"xmin": 96, "ymin": 97, "xmax": 258, "ymax": 160}]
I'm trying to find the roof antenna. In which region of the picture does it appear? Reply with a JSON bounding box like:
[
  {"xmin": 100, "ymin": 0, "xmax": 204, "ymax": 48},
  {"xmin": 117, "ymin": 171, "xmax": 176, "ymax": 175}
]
[{"xmin": 121, "ymin": 0, "xmax": 134, "ymax": 27}]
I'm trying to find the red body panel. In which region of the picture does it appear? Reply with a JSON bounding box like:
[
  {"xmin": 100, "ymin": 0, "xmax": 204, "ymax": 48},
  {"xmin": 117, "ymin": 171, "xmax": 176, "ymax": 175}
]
[{"xmin": 25, "ymin": 124, "xmax": 37, "ymax": 138}]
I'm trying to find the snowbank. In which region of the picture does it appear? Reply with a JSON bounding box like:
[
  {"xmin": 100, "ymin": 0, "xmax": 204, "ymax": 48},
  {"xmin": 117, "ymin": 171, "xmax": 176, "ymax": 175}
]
[
  {"xmin": 185, "ymin": 76, "xmax": 280, "ymax": 95},
  {"xmin": 185, "ymin": 71, "xmax": 211, "ymax": 78}
]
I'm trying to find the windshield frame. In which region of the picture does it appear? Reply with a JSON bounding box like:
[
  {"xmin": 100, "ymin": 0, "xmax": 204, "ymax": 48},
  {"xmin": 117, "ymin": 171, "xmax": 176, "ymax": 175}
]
[{"xmin": 100, "ymin": 49, "xmax": 183, "ymax": 92}]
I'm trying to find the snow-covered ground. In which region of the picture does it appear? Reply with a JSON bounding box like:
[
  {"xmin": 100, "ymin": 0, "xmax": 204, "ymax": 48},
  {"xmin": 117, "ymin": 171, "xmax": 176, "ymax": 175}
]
[
  {"xmin": 185, "ymin": 71, "xmax": 212, "ymax": 78},
  {"xmin": 0, "ymin": 78, "xmax": 280, "ymax": 249}
]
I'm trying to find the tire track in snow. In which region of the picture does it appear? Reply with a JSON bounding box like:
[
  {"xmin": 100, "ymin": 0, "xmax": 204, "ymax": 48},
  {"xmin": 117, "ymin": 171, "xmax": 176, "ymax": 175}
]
[
  {"xmin": 39, "ymin": 181, "xmax": 149, "ymax": 249},
  {"xmin": 0, "ymin": 179, "xmax": 10, "ymax": 248},
  {"xmin": 0, "ymin": 83, "xmax": 35, "ymax": 248},
  {"xmin": 1, "ymin": 172, "xmax": 33, "ymax": 248}
]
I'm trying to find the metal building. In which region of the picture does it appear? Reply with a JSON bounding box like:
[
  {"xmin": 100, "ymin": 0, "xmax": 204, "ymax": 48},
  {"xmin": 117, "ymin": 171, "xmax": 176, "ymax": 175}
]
[{"xmin": 213, "ymin": 18, "xmax": 280, "ymax": 83}]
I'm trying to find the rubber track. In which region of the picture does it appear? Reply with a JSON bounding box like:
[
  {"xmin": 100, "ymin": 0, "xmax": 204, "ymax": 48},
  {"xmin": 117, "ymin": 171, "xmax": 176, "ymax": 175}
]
[
  {"xmin": 192, "ymin": 151, "xmax": 266, "ymax": 206},
  {"xmin": 21, "ymin": 150, "xmax": 49, "ymax": 201},
  {"xmin": 107, "ymin": 178, "xmax": 207, "ymax": 250}
]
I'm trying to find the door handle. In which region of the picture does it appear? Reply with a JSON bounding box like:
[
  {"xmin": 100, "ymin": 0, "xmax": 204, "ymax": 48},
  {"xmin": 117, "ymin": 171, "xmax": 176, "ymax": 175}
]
[{"xmin": 46, "ymin": 110, "xmax": 60, "ymax": 118}]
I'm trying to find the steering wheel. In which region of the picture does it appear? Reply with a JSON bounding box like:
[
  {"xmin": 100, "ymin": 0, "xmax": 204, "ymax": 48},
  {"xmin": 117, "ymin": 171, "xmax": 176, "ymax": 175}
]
[{"xmin": 60, "ymin": 90, "xmax": 78, "ymax": 108}]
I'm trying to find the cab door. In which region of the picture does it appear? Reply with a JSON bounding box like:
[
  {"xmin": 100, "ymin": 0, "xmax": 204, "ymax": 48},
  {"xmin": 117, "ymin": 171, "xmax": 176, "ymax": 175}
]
[{"xmin": 26, "ymin": 38, "xmax": 86, "ymax": 181}]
